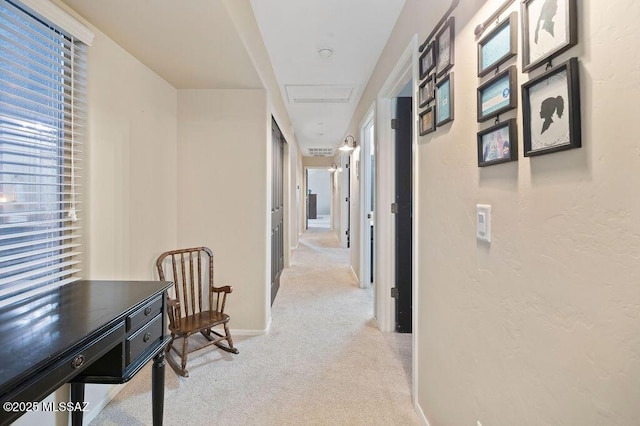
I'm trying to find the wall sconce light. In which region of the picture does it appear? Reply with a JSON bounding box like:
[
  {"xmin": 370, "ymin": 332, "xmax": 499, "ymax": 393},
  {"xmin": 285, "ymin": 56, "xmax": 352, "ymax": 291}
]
[{"xmin": 339, "ymin": 135, "xmax": 357, "ymax": 152}]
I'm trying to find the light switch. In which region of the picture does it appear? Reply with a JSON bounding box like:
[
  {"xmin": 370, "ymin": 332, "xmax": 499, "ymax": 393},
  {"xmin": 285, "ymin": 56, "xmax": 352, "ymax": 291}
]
[{"xmin": 476, "ymin": 204, "xmax": 491, "ymax": 242}]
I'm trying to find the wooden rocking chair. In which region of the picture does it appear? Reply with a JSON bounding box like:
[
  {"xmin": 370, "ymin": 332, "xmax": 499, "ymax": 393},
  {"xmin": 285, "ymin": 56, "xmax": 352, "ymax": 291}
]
[{"xmin": 156, "ymin": 247, "xmax": 238, "ymax": 377}]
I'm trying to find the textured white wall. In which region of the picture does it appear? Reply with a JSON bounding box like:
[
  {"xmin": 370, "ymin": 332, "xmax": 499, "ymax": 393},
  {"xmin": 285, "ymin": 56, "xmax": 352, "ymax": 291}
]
[
  {"xmin": 177, "ymin": 89, "xmax": 269, "ymax": 332},
  {"xmin": 348, "ymin": 0, "xmax": 640, "ymax": 424}
]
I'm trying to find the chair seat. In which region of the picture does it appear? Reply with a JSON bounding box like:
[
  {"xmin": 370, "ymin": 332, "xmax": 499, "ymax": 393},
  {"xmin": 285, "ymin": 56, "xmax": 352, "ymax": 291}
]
[{"xmin": 173, "ymin": 310, "xmax": 230, "ymax": 335}]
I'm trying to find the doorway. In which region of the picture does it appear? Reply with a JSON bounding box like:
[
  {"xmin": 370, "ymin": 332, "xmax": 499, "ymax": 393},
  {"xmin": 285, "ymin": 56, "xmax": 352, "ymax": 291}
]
[
  {"xmin": 359, "ymin": 110, "xmax": 375, "ymax": 289},
  {"xmin": 394, "ymin": 95, "xmax": 412, "ymax": 333},
  {"xmin": 271, "ymin": 118, "xmax": 285, "ymax": 306},
  {"xmin": 307, "ymin": 169, "xmax": 331, "ymax": 229},
  {"xmin": 374, "ymin": 34, "xmax": 418, "ymax": 402}
]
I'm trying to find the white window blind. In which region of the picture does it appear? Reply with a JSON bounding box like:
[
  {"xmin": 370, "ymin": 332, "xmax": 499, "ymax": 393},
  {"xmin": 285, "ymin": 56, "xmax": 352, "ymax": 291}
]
[{"xmin": 0, "ymin": 0, "xmax": 87, "ymax": 305}]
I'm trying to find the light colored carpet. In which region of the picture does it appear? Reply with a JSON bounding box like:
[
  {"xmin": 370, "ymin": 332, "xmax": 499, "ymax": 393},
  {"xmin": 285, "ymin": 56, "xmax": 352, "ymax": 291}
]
[{"xmin": 91, "ymin": 229, "xmax": 418, "ymax": 426}]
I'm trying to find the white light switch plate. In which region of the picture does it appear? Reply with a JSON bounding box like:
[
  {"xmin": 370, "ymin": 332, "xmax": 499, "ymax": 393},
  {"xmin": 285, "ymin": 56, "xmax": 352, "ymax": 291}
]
[{"xmin": 476, "ymin": 204, "xmax": 491, "ymax": 242}]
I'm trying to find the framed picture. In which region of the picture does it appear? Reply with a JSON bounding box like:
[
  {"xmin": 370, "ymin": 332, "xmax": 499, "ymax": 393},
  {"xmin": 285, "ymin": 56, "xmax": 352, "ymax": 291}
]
[
  {"xmin": 435, "ymin": 17, "xmax": 455, "ymax": 77},
  {"xmin": 418, "ymin": 74, "xmax": 435, "ymax": 108},
  {"xmin": 477, "ymin": 12, "xmax": 518, "ymax": 77},
  {"xmin": 419, "ymin": 43, "xmax": 435, "ymax": 80},
  {"xmin": 477, "ymin": 119, "xmax": 518, "ymax": 166},
  {"xmin": 477, "ymin": 65, "xmax": 517, "ymax": 122},
  {"xmin": 522, "ymin": 57, "xmax": 580, "ymax": 156},
  {"xmin": 436, "ymin": 72, "xmax": 454, "ymax": 126},
  {"xmin": 522, "ymin": 0, "xmax": 577, "ymax": 72},
  {"xmin": 419, "ymin": 105, "xmax": 436, "ymax": 135}
]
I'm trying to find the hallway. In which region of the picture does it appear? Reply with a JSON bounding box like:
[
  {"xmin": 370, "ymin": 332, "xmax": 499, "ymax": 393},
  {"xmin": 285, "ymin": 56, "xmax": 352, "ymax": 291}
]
[{"xmin": 92, "ymin": 229, "xmax": 417, "ymax": 425}]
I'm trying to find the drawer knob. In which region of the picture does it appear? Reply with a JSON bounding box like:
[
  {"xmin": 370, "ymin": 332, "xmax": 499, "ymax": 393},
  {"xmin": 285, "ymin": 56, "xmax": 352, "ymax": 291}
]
[
  {"xmin": 71, "ymin": 354, "xmax": 85, "ymax": 369},
  {"xmin": 143, "ymin": 332, "xmax": 151, "ymax": 342},
  {"xmin": 144, "ymin": 307, "xmax": 152, "ymax": 316}
]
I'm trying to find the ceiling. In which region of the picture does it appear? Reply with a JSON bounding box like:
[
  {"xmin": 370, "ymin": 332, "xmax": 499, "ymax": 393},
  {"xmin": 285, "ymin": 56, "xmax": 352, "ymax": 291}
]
[
  {"xmin": 250, "ymin": 0, "xmax": 405, "ymax": 156},
  {"xmin": 60, "ymin": 0, "xmax": 406, "ymax": 156}
]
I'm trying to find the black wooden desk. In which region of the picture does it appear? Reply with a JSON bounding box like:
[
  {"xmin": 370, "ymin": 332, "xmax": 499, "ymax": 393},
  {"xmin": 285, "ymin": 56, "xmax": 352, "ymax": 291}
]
[{"xmin": 0, "ymin": 280, "xmax": 171, "ymax": 426}]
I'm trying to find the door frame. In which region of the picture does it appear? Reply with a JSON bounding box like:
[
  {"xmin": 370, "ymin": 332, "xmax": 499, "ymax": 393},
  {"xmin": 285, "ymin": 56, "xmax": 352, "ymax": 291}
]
[
  {"xmin": 375, "ymin": 34, "xmax": 419, "ymax": 402},
  {"xmin": 340, "ymin": 153, "xmax": 350, "ymax": 248},
  {"xmin": 359, "ymin": 105, "xmax": 375, "ymax": 290}
]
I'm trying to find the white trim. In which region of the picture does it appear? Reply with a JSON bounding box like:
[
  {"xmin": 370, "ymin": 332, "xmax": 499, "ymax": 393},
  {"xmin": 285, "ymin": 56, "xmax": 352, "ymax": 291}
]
[
  {"xmin": 374, "ymin": 97, "xmax": 393, "ymax": 333},
  {"xmin": 85, "ymin": 384, "xmax": 125, "ymax": 426},
  {"xmin": 349, "ymin": 265, "xmax": 360, "ymax": 285},
  {"xmin": 340, "ymin": 152, "xmax": 350, "ymax": 248},
  {"xmin": 375, "ymin": 36, "xmax": 416, "ymax": 334},
  {"xmin": 358, "ymin": 104, "xmax": 375, "ymax": 292},
  {"xmin": 376, "ymin": 34, "xmax": 421, "ymax": 408},
  {"xmin": 231, "ymin": 317, "xmax": 272, "ymax": 336},
  {"xmin": 416, "ymin": 401, "xmax": 432, "ymax": 426},
  {"xmin": 16, "ymin": 0, "xmax": 94, "ymax": 45}
]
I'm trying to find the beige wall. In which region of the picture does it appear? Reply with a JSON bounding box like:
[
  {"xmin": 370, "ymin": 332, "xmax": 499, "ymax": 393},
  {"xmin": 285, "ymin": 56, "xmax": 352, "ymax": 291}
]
[
  {"xmin": 177, "ymin": 89, "xmax": 269, "ymax": 332},
  {"xmin": 223, "ymin": 0, "xmax": 303, "ymax": 264},
  {"xmin": 347, "ymin": 0, "xmax": 640, "ymax": 424},
  {"xmin": 85, "ymin": 32, "xmax": 179, "ymax": 281}
]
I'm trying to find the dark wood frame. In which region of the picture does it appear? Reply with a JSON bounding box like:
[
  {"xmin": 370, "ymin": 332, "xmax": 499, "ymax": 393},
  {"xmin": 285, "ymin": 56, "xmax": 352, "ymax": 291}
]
[
  {"xmin": 419, "ymin": 42, "xmax": 435, "ymax": 80},
  {"xmin": 418, "ymin": 74, "xmax": 436, "ymax": 108},
  {"xmin": 522, "ymin": 0, "xmax": 577, "ymax": 72},
  {"xmin": 522, "ymin": 57, "xmax": 581, "ymax": 156},
  {"xmin": 435, "ymin": 17, "xmax": 455, "ymax": 78},
  {"xmin": 477, "ymin": 65, "xmax": 517, "ymax": 122},
  {"xmin": 156, "ymin": 247, "xmax": 239, "ymax": 377},
  {"xmin": 419, "ymin": 105, "xmax": 436, "ymax": 135},
  {"xmin": 477, "ymin": 118, "xmax": 518, "ymax": 166},
  {"xmin": 436, "ymin": 72, "xmax": 454, "ymax": 127},
  {"xmin": 478, "ymin": 12, "xmax": 518, "ymax": 77}
]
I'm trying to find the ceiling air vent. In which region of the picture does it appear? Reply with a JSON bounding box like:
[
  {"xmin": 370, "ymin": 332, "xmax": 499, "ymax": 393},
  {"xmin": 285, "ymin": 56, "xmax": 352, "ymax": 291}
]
[
  {"xmin": 286, "ymin": 85, "xmax": 356, "ymax": 104},
  {"xmin": 308, "ymin": 148, "xmax": 334, "ymax": 157}
]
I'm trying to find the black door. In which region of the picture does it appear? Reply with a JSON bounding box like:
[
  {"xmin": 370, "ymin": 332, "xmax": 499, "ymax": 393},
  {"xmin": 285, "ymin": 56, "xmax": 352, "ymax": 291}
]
[
  {"xmin": 395, "ymin": 97, "xmax": 412, "ymax": 333},
  {"xmin": 271, "ymin": 118, "xmax": 285, "ymax": 305},
  {"xmin": 346, "ymin": 158, "xmax": 350, "ymax": 248}
]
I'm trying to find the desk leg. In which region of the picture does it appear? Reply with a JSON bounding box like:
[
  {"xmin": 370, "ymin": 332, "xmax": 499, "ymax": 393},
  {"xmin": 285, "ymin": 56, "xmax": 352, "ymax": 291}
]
[
  {"xmin": 152, "ymin": 350, "xmax": 166, "ymax": 426},
  {"xmin": 70, "ymin": 382, "xmax": 85, "ymax": 426}
]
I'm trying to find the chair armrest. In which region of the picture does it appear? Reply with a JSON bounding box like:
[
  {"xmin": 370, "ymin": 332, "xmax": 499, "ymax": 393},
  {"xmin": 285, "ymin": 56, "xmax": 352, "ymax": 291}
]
[{"xmin": 212, "ymin": 285, "xmax": 233, "ymax": 294}]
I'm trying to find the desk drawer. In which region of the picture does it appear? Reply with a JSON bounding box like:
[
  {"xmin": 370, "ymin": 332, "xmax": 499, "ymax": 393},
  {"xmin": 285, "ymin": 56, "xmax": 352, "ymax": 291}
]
[
  {"xmin": 2, "ymin": 322, "xmax": 125, "ymax": 408},
  {"xmin": 126, "ymin": 314, "xmax": 162, "ymax": 365},
  {"xmin": 126, "ymin": 295, "xmax": 163, "ymax": 333}
]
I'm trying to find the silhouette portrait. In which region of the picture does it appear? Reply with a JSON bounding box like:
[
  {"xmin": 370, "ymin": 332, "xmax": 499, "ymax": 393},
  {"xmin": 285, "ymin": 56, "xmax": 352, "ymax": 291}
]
[
  {"xmin": 539, "ymin": 96, "xmax": 564, "ymax": 134},
  {"xmin": 535, "ymin": 0, "xmax": 558, "ymax": 43}
]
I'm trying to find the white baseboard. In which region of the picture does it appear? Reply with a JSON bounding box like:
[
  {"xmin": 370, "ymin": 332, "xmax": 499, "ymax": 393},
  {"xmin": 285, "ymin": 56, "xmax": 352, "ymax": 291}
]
[
  {"xmin": 230, "ymin": 317, "xmax": 271, "ymax": 336},
  {"xmin": 84, "ymin": 384, "xmax": 124, "ymax": 426},
  {"xmin": 349, "ymin": 265, "xmax": 360, "ymax": 284},
  {"xmin": 416, "ymin": 401, "xmax": 431, "ymax": 426}
]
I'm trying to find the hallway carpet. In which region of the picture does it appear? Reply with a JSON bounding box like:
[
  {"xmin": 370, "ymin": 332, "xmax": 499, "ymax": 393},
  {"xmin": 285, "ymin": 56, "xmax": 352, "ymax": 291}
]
[{"xmin": 91, "ymin": 229, "xmax": 418, "ymax": 426}]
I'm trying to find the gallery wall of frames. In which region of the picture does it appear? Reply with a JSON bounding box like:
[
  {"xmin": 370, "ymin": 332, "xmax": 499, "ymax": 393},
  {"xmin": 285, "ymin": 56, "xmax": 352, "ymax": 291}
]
[{"xmin": 417, "ymin": 0, "xmax": 580, "ymax": 167}]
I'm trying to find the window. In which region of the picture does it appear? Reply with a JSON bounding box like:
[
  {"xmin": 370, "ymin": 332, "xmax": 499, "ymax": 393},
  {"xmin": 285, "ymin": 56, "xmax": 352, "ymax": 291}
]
[{"xmin": 0, "ymin": 0, "xmax": 87, "ymax": 304}]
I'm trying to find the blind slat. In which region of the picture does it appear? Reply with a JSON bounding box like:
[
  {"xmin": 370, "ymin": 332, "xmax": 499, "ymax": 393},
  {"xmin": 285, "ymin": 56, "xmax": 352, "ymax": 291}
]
[
  {"xmin": 0, "ymin": 243, "xmax": 81, "ymax": 263},
  {"xmin": 0, "ymin": 252, "xmax": 81, "ymax": 276},
  {"xmin": 0, "ymin": 234, "xmax": 81, "ymax": 253}
]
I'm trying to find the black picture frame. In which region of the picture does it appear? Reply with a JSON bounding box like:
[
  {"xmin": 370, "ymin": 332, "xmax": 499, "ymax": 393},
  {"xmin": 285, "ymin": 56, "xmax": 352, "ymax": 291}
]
[
  {"xmin": 477, "ymin": 65, "xmax": 517, "ymax": 122},
  {"xmin": 435, "ymin": 72, "xmax": 454, "ymax": 126},
  {"xmin": 522, "ymin": 57, "xmax": 580, "ymax": 156},
  {"xmin": 418, "ymin": 74, "xmax": 436, "ymax": 108},
  {"xmin": 419, "ymin": 43, "xmax": 435, "ymax": 80},
  {"xmin": 477, "ymin": 119, "xmax": 518, "ymax": 166},
  {"xmin": 419, "ymin": 105, "xmax": 436, "ymax": 135},
  {"xmin": 477, "ymin": 12, "xmax": 518, "ymax": 77},
  {"xmin": 522, "ymin": 0, "xmax": 577, "ymax": 72},
  {"xmin": 435, "ymin": 17, "xmax": 455, "ymax": 78}
]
